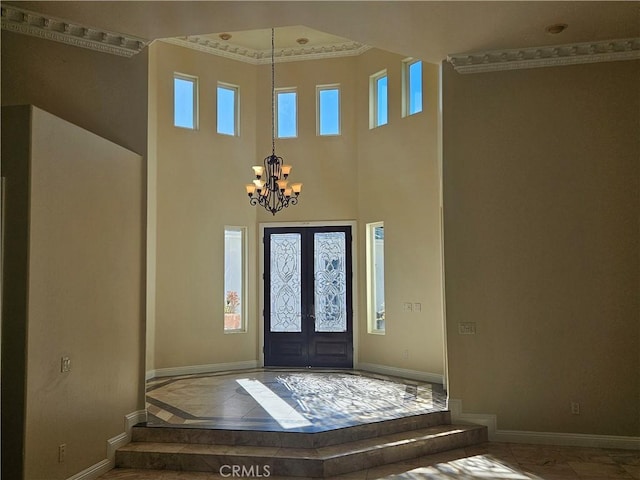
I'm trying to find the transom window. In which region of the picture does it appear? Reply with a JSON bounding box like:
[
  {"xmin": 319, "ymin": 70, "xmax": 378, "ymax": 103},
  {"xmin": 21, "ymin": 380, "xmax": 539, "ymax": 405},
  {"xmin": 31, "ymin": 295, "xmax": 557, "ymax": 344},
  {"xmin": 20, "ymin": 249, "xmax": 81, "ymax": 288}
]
[
  {"xmin": 403, "ymin": 59, "xmax": 423, "ymax": 117},
  {"xmin": 173, "ymin": 73, "xmax": 198, "ymax": 129},
  {"xmin": 370, "ymin": 70, "xmax": 388, "ymax": 128},
  {"xmin": 217, "ymin": 83, "xmax": 239, "ymax": 136},
  {"xmin": 317, "ymin": 85, "xmax": 341, "ymax": 136},
  {"xmin": 276, "ymin": 88, "xmax": 297, "ymax": 138}
]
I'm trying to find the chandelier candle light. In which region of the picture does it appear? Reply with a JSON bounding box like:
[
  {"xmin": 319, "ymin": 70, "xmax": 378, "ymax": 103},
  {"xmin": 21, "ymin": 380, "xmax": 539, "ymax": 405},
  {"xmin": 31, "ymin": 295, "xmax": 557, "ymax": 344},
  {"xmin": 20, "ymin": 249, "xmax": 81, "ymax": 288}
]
[{"xmin": 245, "ymin": 28, "xmax": 302, "ymax": 215}]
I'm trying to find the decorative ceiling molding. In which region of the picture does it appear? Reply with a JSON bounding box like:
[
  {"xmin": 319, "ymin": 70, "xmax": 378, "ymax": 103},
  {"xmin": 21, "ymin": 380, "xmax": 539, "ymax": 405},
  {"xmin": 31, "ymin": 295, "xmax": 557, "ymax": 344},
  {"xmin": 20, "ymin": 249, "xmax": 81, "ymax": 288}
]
[
  {"xmin": 1, "ymin": 4, "xmax": 148, "ymax": 57},
  {"xmin": 161, "ymin": 36, "xmax": 372, "ymax": 65},
  {"xmin": 448, "ymin": 38, "xmax": 640, "ymax": 74}
]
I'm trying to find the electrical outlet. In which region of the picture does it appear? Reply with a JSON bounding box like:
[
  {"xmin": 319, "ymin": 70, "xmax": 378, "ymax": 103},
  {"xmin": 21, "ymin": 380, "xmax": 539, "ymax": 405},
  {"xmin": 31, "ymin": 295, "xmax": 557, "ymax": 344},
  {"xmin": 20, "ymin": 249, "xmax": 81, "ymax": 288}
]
[
  {"xmin": 413, "ymin": 303, "xmax": 422, "ymax": 312},
  {"xmin": 403, "ymin": 349, "xmax": 409, "ymax": 359},
  {"xmin": 571, "ymin": 402, "xmax": 580, "ymax": 415},
  {"xmin": 61, "ymin": 356, "xmax": 71, "ymax": 373},
  {"xmin": 58, "ymin": 443, "xmax": 66, "ymax": 463},
  {"xmin": 402, "ymin": 302, "xmax": 413, "ymax": 312}
]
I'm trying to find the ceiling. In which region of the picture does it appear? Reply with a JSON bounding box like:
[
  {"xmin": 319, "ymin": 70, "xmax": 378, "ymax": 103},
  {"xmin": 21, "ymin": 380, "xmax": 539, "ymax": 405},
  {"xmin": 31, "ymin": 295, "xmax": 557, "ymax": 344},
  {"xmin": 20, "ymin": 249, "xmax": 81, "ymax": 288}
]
[
  {"xmin": 198, "ymin": 26, "xmax": 356, "ymax": 52},
  {"xmin": 6, "ymin": 1, "xmax": 640, "ymax": 62}
]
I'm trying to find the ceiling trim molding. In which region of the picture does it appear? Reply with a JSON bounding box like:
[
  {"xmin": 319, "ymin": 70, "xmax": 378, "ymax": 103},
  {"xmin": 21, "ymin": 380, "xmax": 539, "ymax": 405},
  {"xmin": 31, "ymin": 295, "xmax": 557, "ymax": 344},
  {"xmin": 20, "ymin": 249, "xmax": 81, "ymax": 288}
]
[
  {"xmin": 1, "ymin": 4, "xmax": 148, "ymax": 57},
  {"xmin": 161, "ymin": 36, "xmax": 372, "ymax": 65},
  {"xmin": 448, "ymin": 38, "xmax": 640, "ymax": 74}
]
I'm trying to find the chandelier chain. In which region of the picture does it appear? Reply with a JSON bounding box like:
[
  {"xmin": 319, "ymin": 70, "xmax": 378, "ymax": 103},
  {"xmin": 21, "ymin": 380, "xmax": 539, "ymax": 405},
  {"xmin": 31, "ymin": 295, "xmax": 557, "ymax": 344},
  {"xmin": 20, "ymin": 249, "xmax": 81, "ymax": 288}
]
[
  {"xmin": 245, "ymin": 27, "xmax": 302, "ymax": 215},
  {"xmin": 271, "ymin": 27, "xmax": 275, "ymax": 156}
]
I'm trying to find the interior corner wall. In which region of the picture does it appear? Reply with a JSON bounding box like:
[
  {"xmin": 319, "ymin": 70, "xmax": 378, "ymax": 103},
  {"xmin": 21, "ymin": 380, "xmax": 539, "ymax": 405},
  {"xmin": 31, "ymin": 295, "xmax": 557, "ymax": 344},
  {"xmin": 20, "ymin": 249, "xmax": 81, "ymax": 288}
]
[
  {"xmin": 152, "ymin": 41, "xmax": 259, "ymax": 370},
  {"xmin": 146, "ymin": 42, "xmax": 159, "ymax": 376},
  {"xmin": 2, "ymin": 30, "xmax": 149, "ymax": 478},
  {"xmin": 1, "ymin": 105, "xmax": 32, "ymax": 480},
  {"xmin": 355, "ymin": 49, "xmax": 444, "ymax": 377},
  {"xmin": 0, "ymin": 105, "xmax": 144, "ymax": 480},
  {"xmin": 442, "ymin": 60, "xmax": 640, "ymax": 436},
  {"xmin": 151, "ymin": 43, "xmax": 445, "ymax": 378}
]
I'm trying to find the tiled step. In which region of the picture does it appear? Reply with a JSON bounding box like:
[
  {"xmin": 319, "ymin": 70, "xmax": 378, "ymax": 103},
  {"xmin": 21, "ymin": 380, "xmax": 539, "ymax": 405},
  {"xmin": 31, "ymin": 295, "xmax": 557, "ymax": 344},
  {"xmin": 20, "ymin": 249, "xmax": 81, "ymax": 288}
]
[
  {"xmin": 116, "ymin": 423, "xmax": 487, "ymax": 477},
  {"xmin": 131, "ymin": 411, "xmax": 452, "ymax": 448}
]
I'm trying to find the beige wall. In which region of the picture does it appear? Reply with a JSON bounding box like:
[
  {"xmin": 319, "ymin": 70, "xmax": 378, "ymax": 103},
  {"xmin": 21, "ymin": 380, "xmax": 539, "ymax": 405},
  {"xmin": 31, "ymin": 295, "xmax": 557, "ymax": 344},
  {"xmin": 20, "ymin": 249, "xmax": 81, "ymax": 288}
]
[
  {"xmin": 1, "ymin": 106, "xmax": 144, "ymax": 480},
  {"xmin": 254, "ymin": 56, "xmax": 359, "ymax": 223},
  {"xmin": 150, "ymin": 42, "xmax": 445, "ymax": 377},
  {"xmin": 1, "ymin": 30, "xmax": 148, "ymax": 157},
  {"xmin": 152, "ymin": 41, "xmax": 259, "ymax": 369},
  {"xmin": 443, "ymin": 60, "xmax": 640, "ymax": 436},
  {"xmin": 356, "ymin": 49, "xmax": 444, "ymax": 375},
  {"xmin": 2, "ymin": 30, "xmax": 149, "ymax": 478}
]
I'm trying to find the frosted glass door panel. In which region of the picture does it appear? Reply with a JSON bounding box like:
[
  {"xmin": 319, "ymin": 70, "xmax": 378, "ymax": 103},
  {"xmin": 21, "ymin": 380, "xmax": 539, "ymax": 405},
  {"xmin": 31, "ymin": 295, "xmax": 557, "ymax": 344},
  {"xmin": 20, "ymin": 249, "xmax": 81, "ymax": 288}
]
[
  {"xmin": 270, "ymin": 233, "xmax": 302, "ymax": 332},
  {"xmin": 314, "ymin": 232, "xmax": 347, "ymax": 332}
]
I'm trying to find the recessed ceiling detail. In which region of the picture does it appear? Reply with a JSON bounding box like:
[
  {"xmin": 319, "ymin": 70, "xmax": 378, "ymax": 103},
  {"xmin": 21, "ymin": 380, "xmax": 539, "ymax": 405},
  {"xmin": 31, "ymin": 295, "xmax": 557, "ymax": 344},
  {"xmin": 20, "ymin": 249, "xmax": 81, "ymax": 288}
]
[
  {"xmin": 448, "ymin": 38, "xmax": 640, "ymax": 74},
  {"xmin": 1, "ymin": 4, "xmax": 148, "ymax": 57},
  {"xmin": 161, "ymin": 35, "xmax": 371, "ymax": 65}
]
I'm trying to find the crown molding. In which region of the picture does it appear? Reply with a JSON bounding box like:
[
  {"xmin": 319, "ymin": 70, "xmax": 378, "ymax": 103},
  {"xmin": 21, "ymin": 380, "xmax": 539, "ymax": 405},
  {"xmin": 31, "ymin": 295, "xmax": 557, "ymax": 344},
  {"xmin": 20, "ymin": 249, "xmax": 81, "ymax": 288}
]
[
  {"xmin": 1, "ymin": 4, "xmax": 148, "ymax": 57},
  {"xmin": 162, "ymin": 36, "xmax": 372, "ymax": 65},
  {"xmin": 448, "ymin": 38, "xmax": 640, "ymax": 74}
]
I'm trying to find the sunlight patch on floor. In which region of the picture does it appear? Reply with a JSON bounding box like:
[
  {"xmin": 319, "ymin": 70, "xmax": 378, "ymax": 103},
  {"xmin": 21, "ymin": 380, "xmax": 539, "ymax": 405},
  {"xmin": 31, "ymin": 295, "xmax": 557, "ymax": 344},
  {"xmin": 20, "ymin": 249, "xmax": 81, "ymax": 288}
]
[
  {"xmin": 388, "ymin": 455, "xmax": 542, "ymax": 479},
  {"xmin": 236, "ymin": 378, "xmax": 313, "ymax": 429}
]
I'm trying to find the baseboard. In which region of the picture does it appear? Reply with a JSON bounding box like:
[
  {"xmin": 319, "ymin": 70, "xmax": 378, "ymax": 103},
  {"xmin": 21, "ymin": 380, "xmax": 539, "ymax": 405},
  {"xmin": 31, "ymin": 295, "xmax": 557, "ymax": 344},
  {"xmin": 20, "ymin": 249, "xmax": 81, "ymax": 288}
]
[
  {"xmin": 448, "ymin": 398, "xmax": 640, "ymax": 450},
  {"xmin": 147, "ymin": 360, "xmax": 259, "ymax": 380},
  {"xmin": 356, "ymin": 362, "xmax": 444, "ymax": 384},
  {"xmin": 66, "ymin": 409, "xmax": 147, "ymax": 480}
]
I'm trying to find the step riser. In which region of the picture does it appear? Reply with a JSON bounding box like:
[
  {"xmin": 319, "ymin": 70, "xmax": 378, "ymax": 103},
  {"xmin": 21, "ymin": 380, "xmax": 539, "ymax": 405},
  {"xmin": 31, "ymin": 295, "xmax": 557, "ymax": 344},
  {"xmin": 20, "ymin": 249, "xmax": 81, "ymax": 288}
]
[
  {"xmin": 132, "ymin": 411, "xmax": 452, "ymax": 449},
  {"xmin": 116, "ymin": 426, "xmax": 487, "ymax": 478},
  {"xmin": 326, "ymin": 426, "xmax": 487, "ymax": 477}
]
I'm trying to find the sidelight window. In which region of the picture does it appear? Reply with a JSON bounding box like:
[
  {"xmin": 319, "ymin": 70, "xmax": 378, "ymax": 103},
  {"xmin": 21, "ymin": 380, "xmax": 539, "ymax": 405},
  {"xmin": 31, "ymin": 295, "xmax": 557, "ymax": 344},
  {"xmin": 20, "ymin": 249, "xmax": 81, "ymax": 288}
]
[
  {"xmin": 224, "ymin": 227, "xmax": 247, "ymax": 332},
  {"xmin": 366, "ymin": 222, "xmax": 385, "ymax": 334}
]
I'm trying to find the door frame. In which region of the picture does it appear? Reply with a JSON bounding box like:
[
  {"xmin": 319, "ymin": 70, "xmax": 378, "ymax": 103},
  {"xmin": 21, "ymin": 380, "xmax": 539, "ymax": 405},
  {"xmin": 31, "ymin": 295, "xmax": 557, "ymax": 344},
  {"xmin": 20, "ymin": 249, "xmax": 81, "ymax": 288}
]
[{"xmin": 258, "ymin": 220, "xmax": 358, "ymax": 368}]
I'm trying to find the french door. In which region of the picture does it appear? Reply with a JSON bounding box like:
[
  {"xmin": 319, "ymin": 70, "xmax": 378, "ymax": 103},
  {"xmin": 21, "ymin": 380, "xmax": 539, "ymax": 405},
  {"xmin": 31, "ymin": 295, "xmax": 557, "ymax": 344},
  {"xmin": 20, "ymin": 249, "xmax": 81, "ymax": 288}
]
[{"xmin": 263, "ymin": 226, "xmax": 353, "ymax": 368}]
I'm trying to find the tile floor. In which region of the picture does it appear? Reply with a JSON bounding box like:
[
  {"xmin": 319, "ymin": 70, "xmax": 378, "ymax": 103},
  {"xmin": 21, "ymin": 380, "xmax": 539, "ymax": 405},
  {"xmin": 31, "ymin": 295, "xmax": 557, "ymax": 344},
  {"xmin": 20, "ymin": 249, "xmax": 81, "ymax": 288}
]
[
  {"xmin": 145, "ymin": 369, "xmax": 447, "ymax": 432},
  {"xmin": 98, "ymin": 369, "xmax": 639, "ymax": 479},
  {"xmin": 99, "ymin": 442, "xmax": 640, "ymax": 479}
]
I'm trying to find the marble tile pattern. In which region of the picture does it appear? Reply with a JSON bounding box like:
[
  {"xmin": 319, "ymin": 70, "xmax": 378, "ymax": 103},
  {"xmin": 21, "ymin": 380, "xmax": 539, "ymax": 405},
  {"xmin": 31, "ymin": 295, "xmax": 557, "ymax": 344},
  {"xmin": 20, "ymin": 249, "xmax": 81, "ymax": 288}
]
[
  {"xmin": 100, "ymin": 442, "xmax": 640, "ymax": 479},
  {"xmin": 101, "ymin": 370, "xmax": 639, "ymax": 479},
  {"xmin": 116, "ymin": 423, "xmax": 485, "ymax": 476},
  {"xmin": 145, "ymin": 369, "xmax": 447, "ymax": 433}
]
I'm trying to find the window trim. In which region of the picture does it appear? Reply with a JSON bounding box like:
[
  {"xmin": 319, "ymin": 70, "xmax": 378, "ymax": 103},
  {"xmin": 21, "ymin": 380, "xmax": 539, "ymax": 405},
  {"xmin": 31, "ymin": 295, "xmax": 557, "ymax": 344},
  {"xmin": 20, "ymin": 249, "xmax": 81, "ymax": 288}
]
[
  {"xmin": 366, "ymin": 222, "xmax": 385, "ymax": 335},
  {"xmin": 224, "ymin": 226, "xmax": 248, "ymax": 334},
  {"xmin": 369, "ymin": 69, "xmax": 388, "ymax": 129},
  {"xmin": 402, "ymin": 58, "xmax": 423, "ymax": 118},
  {"xmin": 316, "ymin": 84, "xmax": 341, "ymax": 136},
  {"xmin": 275, "ymin": 87, "xmax": 298, "ymax": 139},
  {"xmin": 217, "ymin": 82, "xmax": 240, "ymax": 136},
  {"xmin": 173, "ymin": 72, "xmax": 198, "ymax": 130}
]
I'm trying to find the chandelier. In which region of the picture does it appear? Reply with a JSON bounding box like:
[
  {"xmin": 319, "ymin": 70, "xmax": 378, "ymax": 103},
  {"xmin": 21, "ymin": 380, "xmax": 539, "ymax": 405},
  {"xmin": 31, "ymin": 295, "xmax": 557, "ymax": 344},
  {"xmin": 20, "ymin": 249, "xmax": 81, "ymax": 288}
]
[{"xmin": 245, "ymin": 28, "xmax": 302, "ymax": 215}]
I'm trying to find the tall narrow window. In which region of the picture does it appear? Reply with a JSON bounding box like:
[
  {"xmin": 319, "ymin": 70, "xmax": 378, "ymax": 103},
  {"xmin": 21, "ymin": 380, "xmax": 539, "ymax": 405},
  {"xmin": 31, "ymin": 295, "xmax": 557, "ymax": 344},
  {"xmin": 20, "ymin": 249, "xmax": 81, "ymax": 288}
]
[
  {"xmin": 370, "ymin": 70, "xmax": 388, "ymax": 128},
  {"xmin": 366, "ymin": 222, "xmax": 385, "ymax": 334},
  {"xmin": 403, "ymin": 59, "xmax": 423, "ymax": 117},
  {"xmin": 224, "ymin": 227, "xmax": 247, "ymax": 333},
  {"xmin": 276, "ymin": 88, "xmax": 297, "ymax": 138},
  {"xmin": 174, "ymin": 73, "xmax": 197, "ymax": 129},
  {"xmin": 217, "ymin": 83, "xmax": 238, "ymax": 136},
  {"xmin": 317, "ymin": 85, "xmax": 340, "ymax": 136}
]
